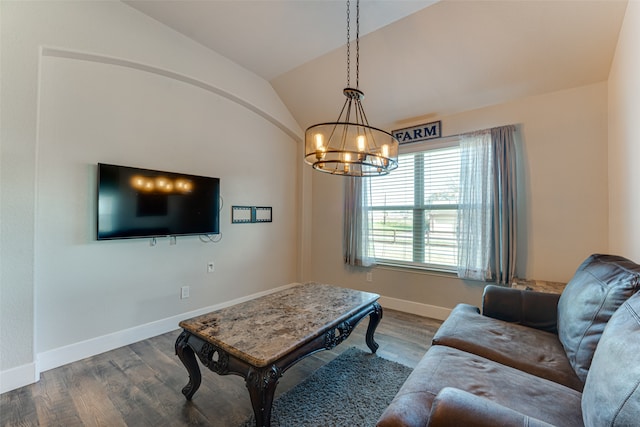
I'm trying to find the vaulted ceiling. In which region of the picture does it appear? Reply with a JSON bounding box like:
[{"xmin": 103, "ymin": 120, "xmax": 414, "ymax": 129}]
[{"xmin": 125, "ymin": 0, "xmax": 627, "ymax": 132}]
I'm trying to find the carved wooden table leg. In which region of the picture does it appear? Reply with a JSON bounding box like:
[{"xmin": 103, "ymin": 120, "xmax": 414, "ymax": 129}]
[
  {"xmin": 365, "ymin": 302, "xmax": 383, "ymax": 353},
  {"xmin": 175, "ymin": 331, "xmax": 202, "ymax": 400},
  {"xmin": 245, "ymin": 365, "xmax": 281, "ymax": 427}
]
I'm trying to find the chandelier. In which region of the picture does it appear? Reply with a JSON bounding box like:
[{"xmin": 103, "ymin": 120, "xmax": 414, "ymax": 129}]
[{"xmin": 304, "ymin": 0, "xmax": 399, "ymax": 177}]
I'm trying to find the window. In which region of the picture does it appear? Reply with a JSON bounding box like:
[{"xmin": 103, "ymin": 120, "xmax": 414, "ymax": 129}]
[{"xmin": 368, "ymin": 140, "xmax": 460, "ymax": 271}]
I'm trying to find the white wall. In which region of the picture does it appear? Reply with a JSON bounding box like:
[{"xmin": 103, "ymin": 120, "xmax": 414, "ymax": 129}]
[
  {"xmin": 608, "ymin": 0, "xmax": 640, "ymax": 261},
  {"xmin": 308, "ymin": 82, "xmax": 609, "ymax": 315},
  {"xmin": 1, "ymin": 0, "xmax": 302, "ymax": 392}
]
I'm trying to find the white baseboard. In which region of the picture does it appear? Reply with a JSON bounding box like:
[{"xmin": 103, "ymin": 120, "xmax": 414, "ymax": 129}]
[
  {"xmin": 36, "ymin": 282, "xmax": 299, "ymax": 374},
  {"xmin": 0, "ymin": 362, "xmax": 38, "ymax": 394},
  {"xmin": 379, "ymin": 296, "xmax": 451, "ymax": 321},
  {"xmin": 1, "ymin": 283, "xmax": 299, "ymax": 394}
]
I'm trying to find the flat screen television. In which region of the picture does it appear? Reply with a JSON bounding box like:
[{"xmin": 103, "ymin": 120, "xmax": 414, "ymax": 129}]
[{"xmin": 97, "ymin": 163, "xmax": 220, "ymax": 240}]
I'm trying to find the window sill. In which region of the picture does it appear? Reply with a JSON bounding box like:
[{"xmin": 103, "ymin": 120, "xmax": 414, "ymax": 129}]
[{"xmin": 374, "ymin": 261, "xmax": 458, "ymax": 279}]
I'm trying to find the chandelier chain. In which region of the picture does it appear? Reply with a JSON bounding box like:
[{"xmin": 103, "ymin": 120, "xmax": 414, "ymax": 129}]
[
  {"xmin": 345, "ymin": 0, "xmax": 360, "ymax": 89},
  {"xmin": 346, "ymin": 0, "xmax": 351, "ymax": 87},
  {"xmin": 356, "ymin": 0, "xmax": 359, "ymax": 89}
]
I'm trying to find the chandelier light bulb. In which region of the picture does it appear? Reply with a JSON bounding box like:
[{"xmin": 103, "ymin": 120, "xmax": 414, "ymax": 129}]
[
  {"xmin": 357, "ymin": 135, "xmax": 367, "ymax": 160},
  {"xmin": 381, "ymin": 144, "xmax": 390, "ymax": 167},
  {"xmin": 315, "ymin": 133, "xmax": 326, "ymax": 160},
  {"xmin": 344, "ymin": 152, "xmax": 351, "ymax": 173}
]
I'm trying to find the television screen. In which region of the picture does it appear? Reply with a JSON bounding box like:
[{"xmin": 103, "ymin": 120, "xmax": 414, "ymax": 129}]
[{"xmin": 97, "ymin": 163, "xmax": 220, "ymax": 240}]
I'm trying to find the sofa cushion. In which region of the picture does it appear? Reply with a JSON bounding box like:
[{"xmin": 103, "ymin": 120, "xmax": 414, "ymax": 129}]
[
  {"xmin": 376, "ymin": 345, "xmax": 583, "ymax": 427},
  {"xmin": 433, "ymin": 303, "xmax": 584, "ymax": 391},
  {"xmin": 557, "ymin": 254, "xmax": 640, "ymax": 381},
  {"xmin": 582, "ymin": 291, "xmax": 640, "ymax": 426}
]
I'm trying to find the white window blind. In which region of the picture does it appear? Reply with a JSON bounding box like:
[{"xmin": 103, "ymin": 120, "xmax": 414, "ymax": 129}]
[{"xmin": 368, "ymin": 143, "xmax": 460, "ymax": 271}]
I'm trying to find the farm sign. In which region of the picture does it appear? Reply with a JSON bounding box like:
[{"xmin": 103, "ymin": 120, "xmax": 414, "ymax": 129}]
[{"xmin": 392, "ymin": 121, "xmax": 441, "ymax": 145}]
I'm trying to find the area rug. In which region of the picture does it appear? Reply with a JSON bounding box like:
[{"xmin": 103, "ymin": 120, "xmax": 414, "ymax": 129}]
[{"xmin": 239, "ymin": 347, "xmax": 412, "ymax": 427}]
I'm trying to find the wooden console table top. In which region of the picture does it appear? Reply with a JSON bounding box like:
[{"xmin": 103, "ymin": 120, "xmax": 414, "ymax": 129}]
[{"xmin": 179, "ymin": 282, "xmax": 380, "ymax": 367}]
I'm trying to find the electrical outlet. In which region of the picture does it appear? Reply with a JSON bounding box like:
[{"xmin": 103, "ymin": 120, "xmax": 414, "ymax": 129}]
[
  {"xmin": 181, "ymin": 286, "xmax": 190, "ymax": 299},
  {"xmin": 207, "ymin": 261, "xmax": 215, "ymax": 273},
  {"xmin": 366, "ymin": 272, "xmax": 373, "ymax": 282}
]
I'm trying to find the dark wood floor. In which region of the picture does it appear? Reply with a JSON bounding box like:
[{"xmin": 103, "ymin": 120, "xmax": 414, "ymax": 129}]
[{"xmin": 1, "ymin": 309, "xmax": 441, "ymax": 427}]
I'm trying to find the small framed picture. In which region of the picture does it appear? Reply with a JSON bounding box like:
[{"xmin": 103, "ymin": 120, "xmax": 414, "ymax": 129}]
[
  {"xmin": 231, "ymin": 206, "xmax": 253, "ymax": 223},
  {"xmin": 254, "ymin": 207, "xmax": 272, "ymax": 223}
]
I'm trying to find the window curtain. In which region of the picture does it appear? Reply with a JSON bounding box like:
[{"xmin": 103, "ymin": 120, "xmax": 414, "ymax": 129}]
[
  {"xmin": 457, "ymin": 125, "xmax": 517, "ymax": 285},
  {"xmin": 344, "ymin": 177, "xmax": 376, "ymax": 267}
]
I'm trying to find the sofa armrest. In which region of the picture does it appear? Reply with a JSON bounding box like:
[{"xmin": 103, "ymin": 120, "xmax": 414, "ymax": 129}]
[
  {"xmin": 428, "ymin": 388, "xmax": 554, "ymax": 427},
  {"xmin": 482, "ymin": 285, "xmax": 560, "ymax": 333}
]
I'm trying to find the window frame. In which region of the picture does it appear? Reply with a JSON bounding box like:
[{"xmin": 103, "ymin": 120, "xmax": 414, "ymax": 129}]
[{"xmin": 369, "ymin": 136, "xmax": 460, "ymax": 273}]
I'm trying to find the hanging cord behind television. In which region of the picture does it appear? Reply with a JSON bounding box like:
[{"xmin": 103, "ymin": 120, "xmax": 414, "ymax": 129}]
[
  {"xmin": 200, "ymin": 195, "xmax": 224, "ymax": 243},
  {"xmin": 200, "ymin": 233, "xmax": 222, "ymax": 243}
]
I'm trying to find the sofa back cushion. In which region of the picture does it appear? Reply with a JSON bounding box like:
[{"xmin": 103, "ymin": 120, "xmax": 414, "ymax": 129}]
[
  {"xmin": 582, "ymin": 290, "xmax": 640, "ymax": 426},
  {"xmin": 557, "ymin": 254, "xmax": 640, "ymax": 382}
]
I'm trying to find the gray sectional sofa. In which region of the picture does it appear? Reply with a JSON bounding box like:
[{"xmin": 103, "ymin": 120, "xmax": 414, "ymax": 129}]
[{"xmin": 377, "ymin": 254, "xmax": 640, "ymax": 426}]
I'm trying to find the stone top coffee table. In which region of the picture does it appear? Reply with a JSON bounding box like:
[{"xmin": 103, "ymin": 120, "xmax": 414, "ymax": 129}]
[{"xmin": 175, "ymin": 282, "xmax": 382, "ymax": 427}]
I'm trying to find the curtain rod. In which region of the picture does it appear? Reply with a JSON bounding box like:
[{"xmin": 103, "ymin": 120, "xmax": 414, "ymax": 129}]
[{"xmin": 440, "ymin": 124, "xmax": 517, "ymax": 140}]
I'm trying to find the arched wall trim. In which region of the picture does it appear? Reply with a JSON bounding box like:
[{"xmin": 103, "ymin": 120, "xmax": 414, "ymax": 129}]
[{"xmin": 41, "ymin": 47, "xmax": 302, "ymax": 143}]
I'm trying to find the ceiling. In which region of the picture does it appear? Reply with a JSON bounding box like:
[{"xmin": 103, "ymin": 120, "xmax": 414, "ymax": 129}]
[{"xmin": 125, "ymin": 0, "xmax": 628, "ymax": 133}]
